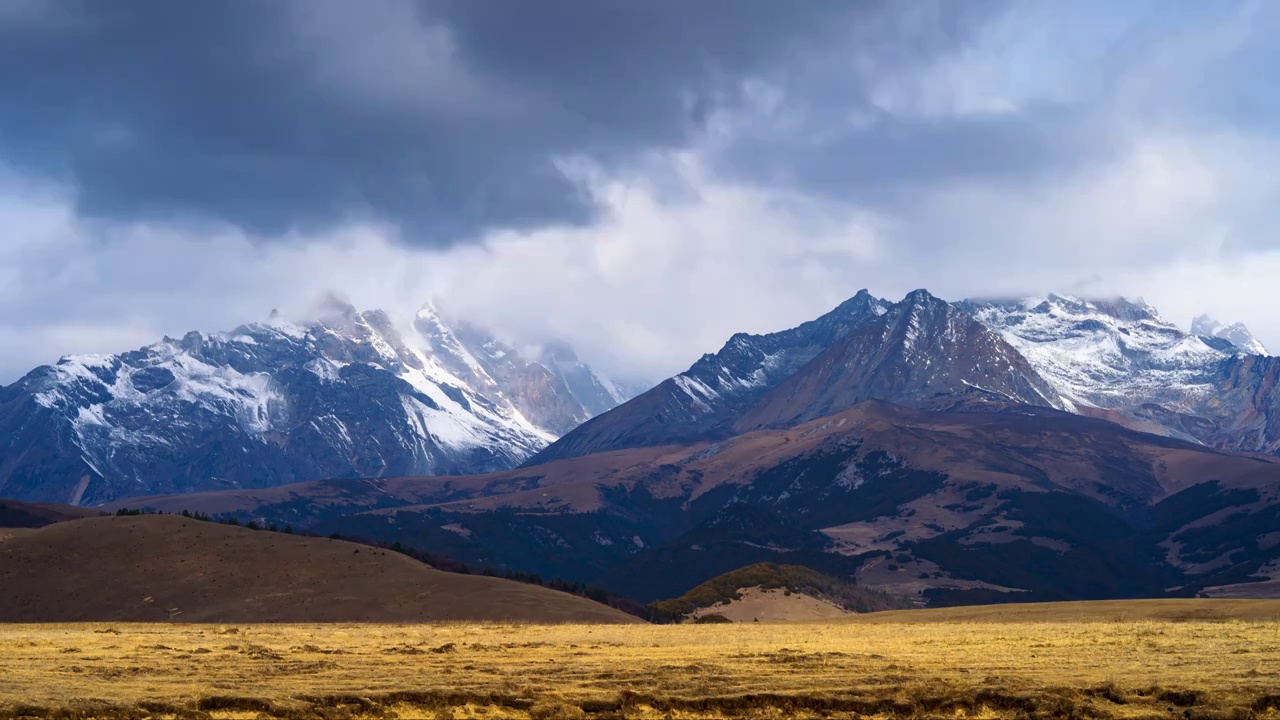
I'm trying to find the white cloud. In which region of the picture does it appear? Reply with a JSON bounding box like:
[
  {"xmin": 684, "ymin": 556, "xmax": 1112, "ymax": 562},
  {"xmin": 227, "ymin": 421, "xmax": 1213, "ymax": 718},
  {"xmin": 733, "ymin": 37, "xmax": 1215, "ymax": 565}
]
[
  {"xmin": 0, "ymin": 171, "xmax": 434, "ymax": 380},
  {"xmin": 5, "ymin": 109, "xmax": 1280, "ymax": 386},
  {"xmin": 432, "ymin": 153, "xmax": 886, "ymax": 379},
  {"xmin": 0, "ymin": 152, "xmax": 894, "ymax": 384}
]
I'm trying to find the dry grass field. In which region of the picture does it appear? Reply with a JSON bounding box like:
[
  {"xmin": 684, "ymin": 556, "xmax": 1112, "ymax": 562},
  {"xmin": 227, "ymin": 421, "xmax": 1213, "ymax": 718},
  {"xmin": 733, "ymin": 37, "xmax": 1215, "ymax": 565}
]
[{"xmin": 1, "ymin": 600, "xmax": 1278, "ymax": 719}]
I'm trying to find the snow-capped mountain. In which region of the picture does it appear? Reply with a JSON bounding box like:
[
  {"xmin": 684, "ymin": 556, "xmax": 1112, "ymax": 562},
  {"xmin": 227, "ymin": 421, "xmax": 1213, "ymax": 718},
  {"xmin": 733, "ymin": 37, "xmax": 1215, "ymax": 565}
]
[
  {"xmin": 962, "ymin": 293, "xmax": 1280, "ymax": 452},
  {"xmin": 1192, "ymin": 314, "xmax": 1269, "ymax": 355},
  {"xmin": 531, "ymin": 289, "xmax": 1071, "ymax": 465},
  {"xmin": 0, "ymin": 303, "xmax": 629, "ymax": 505},
  {"xmin": 414, "ymin": 304, "xmax": 629, "ymax": 435}
]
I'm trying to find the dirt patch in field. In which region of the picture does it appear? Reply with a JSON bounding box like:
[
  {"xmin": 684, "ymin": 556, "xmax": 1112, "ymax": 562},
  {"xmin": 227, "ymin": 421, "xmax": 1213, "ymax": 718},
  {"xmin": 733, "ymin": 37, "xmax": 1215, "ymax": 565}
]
[{"xmin": 688, "ymin": 587, "xmax": 852, "ymax": 623}]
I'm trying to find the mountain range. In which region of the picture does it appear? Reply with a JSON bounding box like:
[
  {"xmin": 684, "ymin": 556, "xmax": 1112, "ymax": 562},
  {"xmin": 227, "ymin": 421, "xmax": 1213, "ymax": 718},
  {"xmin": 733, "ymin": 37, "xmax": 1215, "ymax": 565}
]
[
  {"xmin": 535, "ymin": 289, "xmax": 1276, "ymax": 463},
  {"xmin": 0, "ymin": 301, "xmax": 631, "ymax": 505},
  {"xmin": 96, "ymin": 288, "xmax": 1280, "ymax": 605}
]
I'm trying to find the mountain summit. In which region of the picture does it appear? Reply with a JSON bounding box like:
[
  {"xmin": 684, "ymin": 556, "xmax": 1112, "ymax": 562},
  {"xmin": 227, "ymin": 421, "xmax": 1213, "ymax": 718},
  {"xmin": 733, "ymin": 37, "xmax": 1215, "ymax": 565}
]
[
  {"xmin": 1192, "ymin": 314, "xmax": 1268, "ymax": 355},
  {"xmin": 734, "ymin": 289, "xmax": 1066, "ymax": 430}
]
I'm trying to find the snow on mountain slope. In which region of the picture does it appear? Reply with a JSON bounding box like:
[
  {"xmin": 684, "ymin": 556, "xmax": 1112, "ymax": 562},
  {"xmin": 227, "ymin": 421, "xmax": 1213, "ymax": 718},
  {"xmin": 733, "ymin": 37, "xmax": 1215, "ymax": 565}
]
[
  {"xmin": 961, "ymin": 295, "xmax": 1230, "ymax": 413},
  {"xmin": 0, "ymin": 303, "xmax": 627, "ymax": 505},
  {"xmin": 960, "ymin": 294, "xmax": 1280, "ymax": 454},
  {"xmin": 1192, "ymin": 315, "xmax": 1269, "ymax": 356}
]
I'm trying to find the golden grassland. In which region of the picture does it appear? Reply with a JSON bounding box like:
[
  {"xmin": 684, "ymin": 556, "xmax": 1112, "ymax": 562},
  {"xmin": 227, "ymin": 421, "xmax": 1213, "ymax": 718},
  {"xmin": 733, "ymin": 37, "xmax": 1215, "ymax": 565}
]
[{"xmin": 1, "ymin": 600, "xmax": 1278, "ymax": 719}]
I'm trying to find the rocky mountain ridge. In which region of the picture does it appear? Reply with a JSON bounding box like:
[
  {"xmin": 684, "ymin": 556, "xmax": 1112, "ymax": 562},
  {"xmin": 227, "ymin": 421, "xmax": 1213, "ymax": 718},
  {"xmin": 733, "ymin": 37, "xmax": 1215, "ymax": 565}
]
[{"xmin": 524, "ymin": 289, "xmax": 893, "ymax": 464}]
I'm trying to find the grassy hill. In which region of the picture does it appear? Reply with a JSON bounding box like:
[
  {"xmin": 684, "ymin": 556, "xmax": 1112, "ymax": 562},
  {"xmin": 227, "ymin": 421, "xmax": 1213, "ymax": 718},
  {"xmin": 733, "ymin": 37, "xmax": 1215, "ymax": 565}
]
[
  {"xmin": 0, "ymin": 499, "xmax": 102, "ymax": 528},
  {"xmin": 650, "ymin": 562, "xmax": 914, "ymax": 621},
  {"xmin": 0, "ymin": 514, "xmax": 639, "ymax": 623}
]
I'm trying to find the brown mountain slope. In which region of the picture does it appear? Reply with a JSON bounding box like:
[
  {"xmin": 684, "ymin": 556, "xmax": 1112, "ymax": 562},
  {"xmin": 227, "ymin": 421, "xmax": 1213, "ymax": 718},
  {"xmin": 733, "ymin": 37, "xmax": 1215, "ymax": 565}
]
[
  {"xmin": 117, "ymin": 401, "xmax": 1280, "ymax": 605},
  {"xmin": 127, "ymin": 401, "xmax": 1280, "ymax": 521},
  {"xmin": 0, "ymin": 515, "xmax": 639, "ymax": 623}
]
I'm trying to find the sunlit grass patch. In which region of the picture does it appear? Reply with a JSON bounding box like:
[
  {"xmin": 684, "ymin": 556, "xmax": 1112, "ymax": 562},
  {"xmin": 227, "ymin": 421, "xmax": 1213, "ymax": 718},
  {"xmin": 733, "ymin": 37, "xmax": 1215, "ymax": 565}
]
[{"xmin": 0, "ymin": 600, "xmax": 1277, "ymax": 718}]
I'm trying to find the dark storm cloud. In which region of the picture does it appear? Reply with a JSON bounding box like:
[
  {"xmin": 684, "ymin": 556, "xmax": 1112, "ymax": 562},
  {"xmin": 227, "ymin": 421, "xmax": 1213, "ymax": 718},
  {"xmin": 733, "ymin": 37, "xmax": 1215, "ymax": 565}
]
[
  {"xmin": 0, "ymin": 0, "xmax": 1000, "ymax": 245},
  {"xmin": 715, "ymin": 106, "xmax": 1118, "ymax": 215}
]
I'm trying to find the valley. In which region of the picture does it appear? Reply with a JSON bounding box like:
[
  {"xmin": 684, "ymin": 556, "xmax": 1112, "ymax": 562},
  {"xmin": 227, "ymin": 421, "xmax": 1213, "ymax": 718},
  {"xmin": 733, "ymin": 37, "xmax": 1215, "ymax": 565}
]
[{"xmin": 118, "ymin": 399, "xmax": 1280, "ymax": 606}]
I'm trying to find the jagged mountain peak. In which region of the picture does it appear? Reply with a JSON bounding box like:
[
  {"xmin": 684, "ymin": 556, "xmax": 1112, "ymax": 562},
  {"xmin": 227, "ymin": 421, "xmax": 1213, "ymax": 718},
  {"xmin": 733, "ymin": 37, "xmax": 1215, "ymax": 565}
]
[
  {"xmin": 900, "ymin": 287, "xmax": 941, "ymax": 304},
  {"xmin": 1191, "ymin": 314, "xmax": 1268, "ymax": 356},
  {"xmin": 831, "ymin": 288, "xmax": 889, "ymax": 314},
  {"xmin": 885, "ymin": 289, "xmax": 956, "ymax": 341},
  {"xmin": 734, "ymin": 290, "xmax": 1067, "ymax": 430},
  {"xmin": 526, "ymin": 289, "xmax": 896, "ymax": 465},
  {"xmin": 683, "ymin": 290, "xmax": 894, "ymax": 394}
]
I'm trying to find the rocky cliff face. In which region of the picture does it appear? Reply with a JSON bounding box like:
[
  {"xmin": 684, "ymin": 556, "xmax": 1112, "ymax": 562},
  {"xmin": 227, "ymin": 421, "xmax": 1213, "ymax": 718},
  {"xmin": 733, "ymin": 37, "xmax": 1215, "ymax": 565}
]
[{"xmin": 0, "ymin": 303, "xmax": 628, "ymax": 505}]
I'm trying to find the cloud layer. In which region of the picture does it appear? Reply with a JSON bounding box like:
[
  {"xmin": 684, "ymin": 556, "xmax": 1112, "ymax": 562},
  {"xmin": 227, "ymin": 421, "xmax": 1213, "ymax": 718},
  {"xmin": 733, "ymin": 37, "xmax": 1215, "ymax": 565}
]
[
  {"xmin": 0, "ymin": 0, "xmax": 982, "ymax": 241},
  {"xmin": 3, "ymin": 1, "xmax": 1280, "ymax": 383}
]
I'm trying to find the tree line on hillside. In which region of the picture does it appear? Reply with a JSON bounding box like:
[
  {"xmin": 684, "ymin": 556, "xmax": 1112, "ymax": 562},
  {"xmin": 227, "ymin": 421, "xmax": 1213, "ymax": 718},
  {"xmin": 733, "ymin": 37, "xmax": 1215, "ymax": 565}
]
[
  {"xmin": 114, "ymin": 509, "xmax": 913, "ymax": 623},
  {"xmin": 649, "ymin": 561, "xmax": 916, "ymax": 622}
]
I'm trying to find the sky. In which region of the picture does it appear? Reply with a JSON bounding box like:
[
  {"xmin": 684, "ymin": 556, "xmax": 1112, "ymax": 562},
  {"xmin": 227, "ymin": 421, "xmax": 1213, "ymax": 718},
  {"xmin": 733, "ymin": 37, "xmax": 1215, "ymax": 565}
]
[{"xmin": 3, "ymin": 0, "xmax": 1280, "ymax": 384}]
